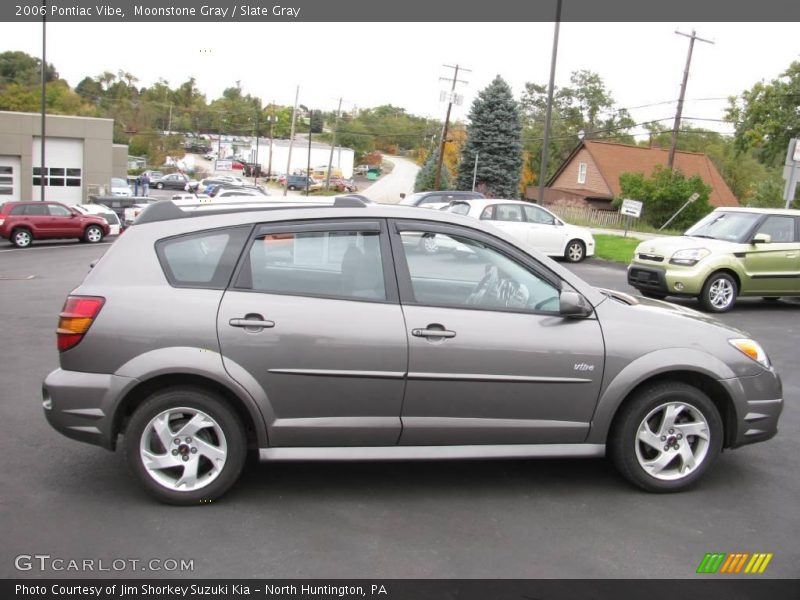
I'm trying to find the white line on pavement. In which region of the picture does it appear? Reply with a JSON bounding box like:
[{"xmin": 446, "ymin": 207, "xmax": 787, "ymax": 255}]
[{"xmin": 0, "ymin": 243, "xmax": 112, "ymax": 254}]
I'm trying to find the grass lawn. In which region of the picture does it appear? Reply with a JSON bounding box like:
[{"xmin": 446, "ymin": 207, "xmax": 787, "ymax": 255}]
[{"xmin": 593, "ymin": 234, "xmax": 641, "ymax": 264}]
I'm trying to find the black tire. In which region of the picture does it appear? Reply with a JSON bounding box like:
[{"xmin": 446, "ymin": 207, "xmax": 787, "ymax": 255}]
[
  {"xmin": 564, "ymin": 239, "xmax": 586, "ymax": 263},
  {"xmin": 11, "ymin": 228, "xmax": 32, "ymax": 248},
  {"xmin": 641, "ymin": 291, "xmax": 668, "ymax": 300},
  {"xmin": 156, "ymin": 182, "xmax": 164, "ymax": 189},
  {"xmin": 124, "ymin": 387, "xmax": 247, "ymax": 505},
  {"xmin": 699, "ymin": 272, "xmax": 738, "ymax": 313},
  {"xmin": 288, "ymin": 185, "xmax": 297, "ymax": 191},
  {"xmin": 83, "ymin": 225, "xmax": 104, "ymax": 244},
  {"xmin": 609, "ymin": 381, "xmax": 723, "ymax": 493}
]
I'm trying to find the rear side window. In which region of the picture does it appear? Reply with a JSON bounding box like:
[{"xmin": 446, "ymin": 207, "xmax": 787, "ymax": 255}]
[
  {"xmin": 156, "ymin": 227, "xmax": 251, "ymax": 289},
  {"xmin": 24, "ymin": 204, "xmax": 48, "ymax": 216},
  {"xmin": 236, "ymin": 230, "xmax": 386, "ymax": 301},
  {"xmin": 10, "ymin": 204, "xmax": 27, "ymax": 216}
]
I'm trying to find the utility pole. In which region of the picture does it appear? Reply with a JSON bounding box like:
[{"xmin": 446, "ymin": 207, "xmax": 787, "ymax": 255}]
[
  {"xmin": 537, "ymin": 0, "xmax": 562, "ymax": 205},
  {"xmin": 325, "ymin": 97, "xmax": 343, "ymax": 190},
  {"xmin": 306, "ymin": 110, "xmax": 312, "ymax": 196},
  {"xmin": 471, "ymin": 152, "xmax": 479, "ymax": 192},
  {"xmin": 266, "ymin": 101, "xmax": 277, "ymax": 180},
  {"xmin": 667, "ymin": 29, "xmax": 714, "ymax": 170},
  {"xmin": 253, "ymin": 105, "xmax": 260, "ymax": 184},
  {"xmin": 283, "ymin": 86, "xmax": 299, "ymax": 197},
  {"xmin": 434, "ymin": 63, "xmax": 470, "ymax": 191},
  {"xmin": 167, "ymin": 103, "xmax": 173, "ymax": 132}
]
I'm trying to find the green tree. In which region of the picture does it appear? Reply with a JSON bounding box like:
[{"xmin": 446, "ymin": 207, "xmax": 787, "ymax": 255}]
[
  {"xmin": 457, "ymin": 75, "xmax": 523, "ymax": 197},
  {"xmin": 618, "ymin": 166, "xmax": 712, "ymax": 229},
  {"xmin": 520, "ymin": 70, "xmax": 635, "ymax": 185},
  {"xmin": 414, "ymin": 149, "xmax": 451, "ymax": 192},
  {"xmin": 0, "ymin": 50, "xmax": 57, "ymax": 88},
  {"xmin": 310, "ymin": 110, "xmax": 324, "ymax": 134},
  {"xmin": 727, "ymin": 61, "xmax": 800, "ymax": 168}
]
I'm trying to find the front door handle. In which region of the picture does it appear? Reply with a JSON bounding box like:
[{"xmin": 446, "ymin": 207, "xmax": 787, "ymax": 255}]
[
  {"xmin": 229, "ymin": 314, "xmax": 275, "ymax": 331},
  {"xmin": 412, "ymin": 325, "xmax": 456, "ymax": 339}
]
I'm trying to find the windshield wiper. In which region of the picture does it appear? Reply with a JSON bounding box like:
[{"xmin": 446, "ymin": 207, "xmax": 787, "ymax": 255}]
[{"xmin": 688, "ymin": 234, "xmax": 716, "ymax": 239}]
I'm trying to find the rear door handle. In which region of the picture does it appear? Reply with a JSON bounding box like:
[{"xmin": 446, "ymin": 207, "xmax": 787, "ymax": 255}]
[
  {"xmin": 229, "ymin": 315, "xmax": 275, "ymax": 330},
  {"xmin": 412, "ymin": 327, "xmax": 456, "ymax": 339}
]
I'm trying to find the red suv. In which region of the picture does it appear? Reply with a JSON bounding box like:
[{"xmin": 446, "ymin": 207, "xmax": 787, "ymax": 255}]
[{"xmin": 0, "ymin": 201, "xmax": 110, "ymax": 248}]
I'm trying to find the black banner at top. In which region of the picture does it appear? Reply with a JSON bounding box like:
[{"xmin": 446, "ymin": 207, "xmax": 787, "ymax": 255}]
[{"xmin": 2, "ymin": 0, "xmax": 800, "ymax": 22}]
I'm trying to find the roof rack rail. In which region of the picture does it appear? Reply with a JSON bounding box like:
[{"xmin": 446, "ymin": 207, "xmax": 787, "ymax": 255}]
[
  {"xmin": 333, "ymin": 195, "xmax": 371, "ymax": 207},
  {"xmin": 134, "ymin": 199, "xmax": 332, "ymax": 225}
]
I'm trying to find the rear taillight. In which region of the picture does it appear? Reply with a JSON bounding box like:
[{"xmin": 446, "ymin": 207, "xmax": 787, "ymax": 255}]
[{"xmin": 56, "ymin": 296, "xmax": 105, "ymax": 352}]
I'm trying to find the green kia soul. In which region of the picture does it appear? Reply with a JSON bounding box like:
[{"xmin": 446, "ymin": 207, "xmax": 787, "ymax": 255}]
[{"xmin": 628, "ymin": 207, "xmax": 800, "ymax": 312}]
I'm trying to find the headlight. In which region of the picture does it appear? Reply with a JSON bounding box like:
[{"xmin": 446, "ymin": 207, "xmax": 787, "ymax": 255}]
[
  {"xmin": 669, "ymin": 248, "xmax": 710, "ymax": 266},
  {"xmin": 729, "ymin": 338, "xmax": 771, "ymax": 369}
]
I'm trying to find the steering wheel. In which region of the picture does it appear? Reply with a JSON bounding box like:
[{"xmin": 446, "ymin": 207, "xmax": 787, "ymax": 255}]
[{"xmin": 465, "ymin": 265, "xmax": 500, "ymax": 306}]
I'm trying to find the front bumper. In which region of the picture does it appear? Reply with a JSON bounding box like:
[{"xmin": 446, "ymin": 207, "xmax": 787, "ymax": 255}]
[
  {"xmin": 627, "ymin": 262, "xmax": 707, "ymax": 295},
  {"xmin": 43, "ymin": 369, "xmax": 137, "ymax": 450},
  {"xmin": 723, "ymin": 367, "xmax": 783, "ymax": 448}
]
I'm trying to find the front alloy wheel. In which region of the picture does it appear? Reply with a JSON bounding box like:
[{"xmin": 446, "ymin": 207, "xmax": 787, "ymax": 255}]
[
  {"xmin": 565, "ymin": 239, "xmax": 586, "ymax": 263},
  {"xmin": 125, "ymin": 388, "xmax": 246, "ymax": 504},
  {"xmin": 700, "ymin": 272, "xmax": 737, "ymax": 312},
  {"xmin": 610, "ymin": 381, "xmax": 722, "ymax": 492}
]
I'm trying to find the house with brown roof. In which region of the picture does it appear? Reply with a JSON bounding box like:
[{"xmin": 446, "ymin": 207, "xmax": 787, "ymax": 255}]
[{"xmin": 526, "ymin": 140, "xmax": 739, "ymax": 210}]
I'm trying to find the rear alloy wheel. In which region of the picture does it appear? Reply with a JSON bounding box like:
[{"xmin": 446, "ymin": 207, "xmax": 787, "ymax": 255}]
[
  {"xmin": 156, "ymin": 182, "xmax": 164, "ymax": 189},
  {"xmin": 610, "ymin": 381, "xmax": 723, "ymax": 492},
  {"xmin": 699, "ymin": 272, "xmax": 737, "ymax": 313},
  {"xmin": 83, "ymin": 225, "xmax": 104, "ymax": 244},
  {"xmin": 565, "ymin": 239, "xmax": 586, "ymax": 263},
  {"xmin": 125, "ymin": 388, "xmax": 246, "ymax": 504},
  {"xmin": 11, "ymin": 228, "xmax": 32, "ymax": 248}
]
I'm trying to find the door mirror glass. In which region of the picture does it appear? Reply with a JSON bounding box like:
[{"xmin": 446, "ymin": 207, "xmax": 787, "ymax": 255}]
[{"xmin": 559, "ymin": 290, "xmax": 593, "ymax": 318}]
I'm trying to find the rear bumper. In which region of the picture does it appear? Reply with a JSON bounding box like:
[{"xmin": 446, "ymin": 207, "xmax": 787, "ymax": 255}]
[{"xmin": 42, "ymin": 368, "xmax": 137, "ymax": 450}]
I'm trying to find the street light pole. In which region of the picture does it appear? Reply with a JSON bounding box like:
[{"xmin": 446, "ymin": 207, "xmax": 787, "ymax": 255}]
[{"xmin": 283, "ymin": 86, "xmax": 299, "ymax": 197}]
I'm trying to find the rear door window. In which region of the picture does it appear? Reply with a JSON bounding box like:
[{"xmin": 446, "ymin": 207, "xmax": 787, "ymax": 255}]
[{"xmin": 235, "ymin": 227, "xmax": 387, "ymax": 301}]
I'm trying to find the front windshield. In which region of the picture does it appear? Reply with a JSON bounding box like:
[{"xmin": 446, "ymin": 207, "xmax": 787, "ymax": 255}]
[{"xmin": 684, "ymin": 211, "xmax": 762, "ymax": 243}]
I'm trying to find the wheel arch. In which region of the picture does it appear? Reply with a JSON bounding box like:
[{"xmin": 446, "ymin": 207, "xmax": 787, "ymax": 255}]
[
  {"xmin": 704, "ymin": 268, "xmax": 742, "ymax": 293},
  {"xmin": 112, "ymin": 373, "xmax": 267, "ymax": 451},
  {"xmin": 588, "ymin": 348, "xmax": 740, "ymax": 449},
  {"xmin": 605, "ymin": 371, "xmax": 737, "ymax": 449}
]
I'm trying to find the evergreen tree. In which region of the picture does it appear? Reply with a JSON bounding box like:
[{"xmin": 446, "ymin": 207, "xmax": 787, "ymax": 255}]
[
  {"xmin": 310, "ymin": 110, "xmax": 324, "ymax": 134},
  {"xmin": 414, "ymin": 149, "xmax": 451, "ymax": 192},
  {"xmin": 457, "ymin": 75, "xmax": 523, "ymax": 197}
]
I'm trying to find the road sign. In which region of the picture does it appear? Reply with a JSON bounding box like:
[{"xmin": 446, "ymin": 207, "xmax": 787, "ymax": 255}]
[
  {"xmin": 620, "ymin": 198, "xmax": 643, "ymax": 218},
  {"xmin": 214, "ymin": 159, "xmax": 233, "ymax": 172},
  {"xmin": 688, "ymin": 192, "xmax": 700, "ymax": 203}
]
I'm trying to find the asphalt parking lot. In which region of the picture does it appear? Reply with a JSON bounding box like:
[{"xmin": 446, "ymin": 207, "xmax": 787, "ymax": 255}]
[{"xmin": 0, "ymin": 244, "xmax": 797, "ymax": 579}]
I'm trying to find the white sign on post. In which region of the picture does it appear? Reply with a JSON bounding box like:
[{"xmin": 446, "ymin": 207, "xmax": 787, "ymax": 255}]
[
  {"xmin": 214, "ymin": 159, "xmax": 233, "ymax": 172},
  {"xmin": 620, "ymin": 198, "xmax": 643, "ymax": 218}
]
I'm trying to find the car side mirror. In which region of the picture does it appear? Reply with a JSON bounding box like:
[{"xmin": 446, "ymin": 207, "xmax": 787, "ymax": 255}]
[
  {"xmin": 559, "ymin": 290, "xmax": 593, "ymax": 318},
  {"xmin": 752, "ymin": 233, "xmax": 771, "ymax": 244}
]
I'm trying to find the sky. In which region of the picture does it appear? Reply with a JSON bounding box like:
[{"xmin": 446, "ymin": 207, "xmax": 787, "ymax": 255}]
[{"xmin": 1, "ymin": 21, "xmax": 798, "ymax": 138}]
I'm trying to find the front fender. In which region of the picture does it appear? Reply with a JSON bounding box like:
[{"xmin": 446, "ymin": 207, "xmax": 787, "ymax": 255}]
[{"xmin": 586, "ymin": 347, "xmax": 738, "ymax": 444}]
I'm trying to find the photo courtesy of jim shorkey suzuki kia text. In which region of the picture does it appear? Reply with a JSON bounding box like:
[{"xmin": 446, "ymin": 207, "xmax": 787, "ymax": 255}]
[
  {"xmin": 15, "ymin": 584, "xmax": 389, "ymax": 597},
  {"xmin": 15, "ymin": 4, "xmax": 304, "ymax": 18}
]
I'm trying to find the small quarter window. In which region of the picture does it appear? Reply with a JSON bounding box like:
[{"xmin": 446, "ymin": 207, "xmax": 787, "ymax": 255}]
[{"xmin": 156, "ymin": 227, "xmax": 250, "ymax": 289}]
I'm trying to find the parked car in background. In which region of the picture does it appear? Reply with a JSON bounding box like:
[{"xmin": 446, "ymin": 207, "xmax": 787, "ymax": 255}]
[
  {"xmin": 153, "ymin": 173, "xmax": 196, "ymax": 191},
  {"xmin": 42, "ymin": 198, "xmax": 783, "ymax": 503},
  {"xmin": 327, "ymin": 177, "xmax": 358, "ymax": 192},
  {"xmin": 72, "ymin": 203, "xmax": 121, "ymax": 236},
  {"xmin": 400, "ymin": 190, "xmax": 484, "ymax": 210},
  {"xmin": 110, "ymin": 178, "xmax": 132, "ymax": 197},
  {"xmin": 286, "ymin": 175, "xmax": 323, "ymax": 191},
  {"xmin": 627, "ymin": 207, "xmax": 800, "ymax": 312},
  {"xmin": 89, "ymin": 195, "xmax": 160, "ymax": 229},
  {"xmin": 444, "ymin": 199, "xmax": 595, "ymax": 263},
  {"xmin": 141, "ymin": 170, "xmax": 164, "ymax": 183},
  {"xmin": 193, "ymin": 176, "xmax": 245, "ymax": 193},
  {"xmin": 0, "ymin": 201, "xmax": 109, "ymax": 247}
]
